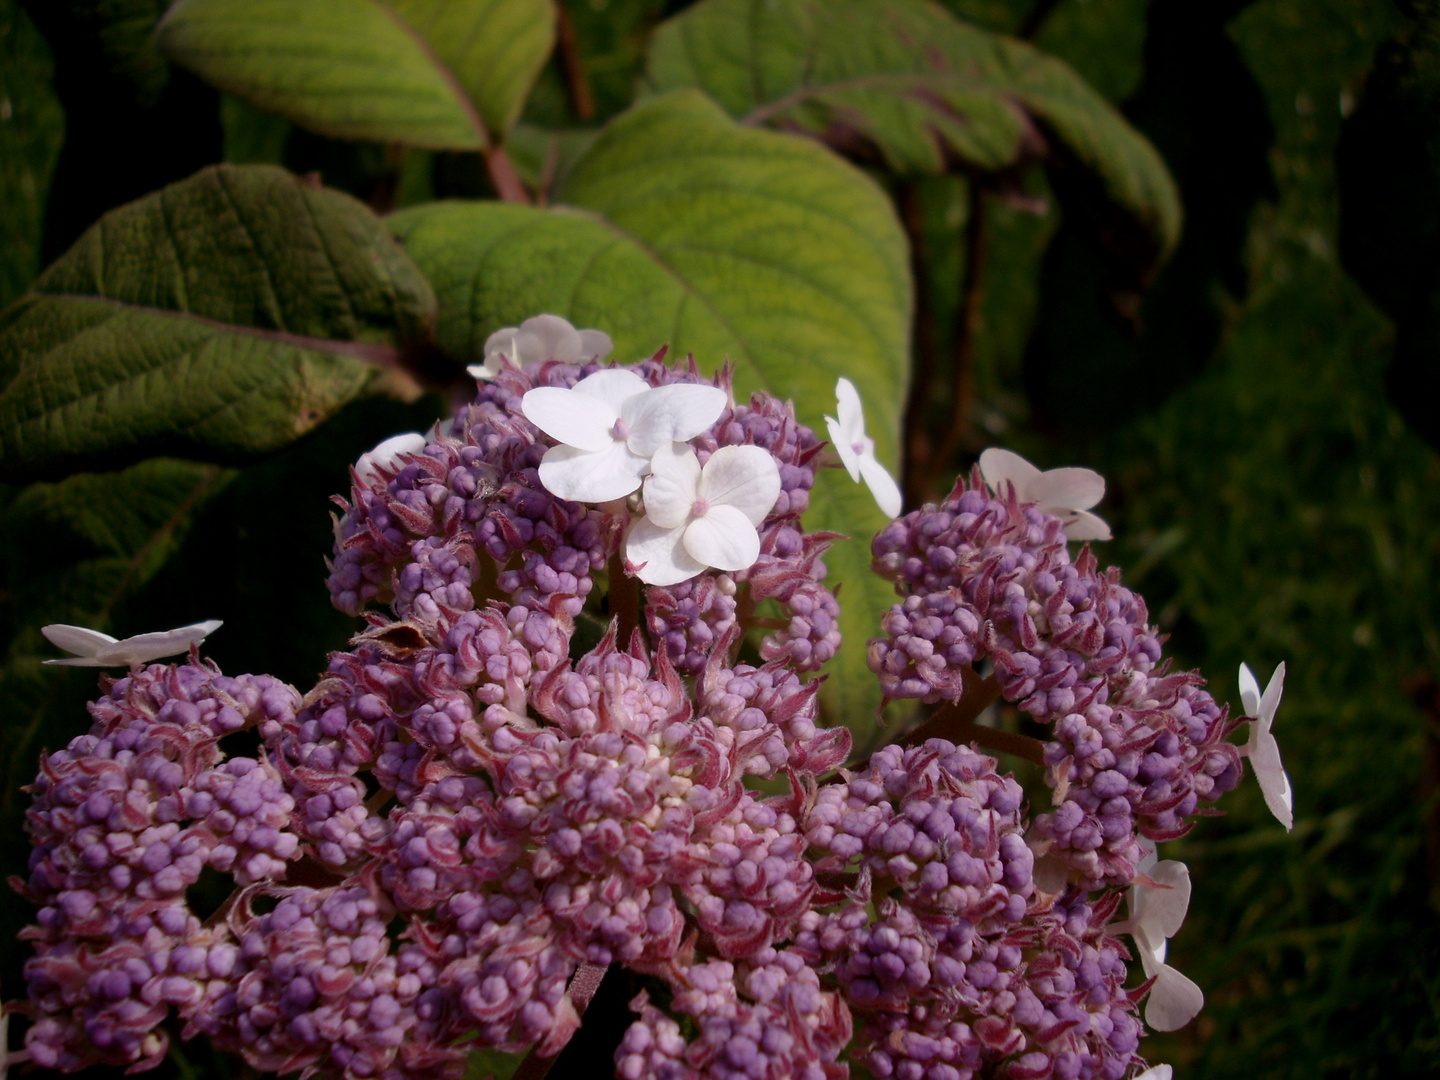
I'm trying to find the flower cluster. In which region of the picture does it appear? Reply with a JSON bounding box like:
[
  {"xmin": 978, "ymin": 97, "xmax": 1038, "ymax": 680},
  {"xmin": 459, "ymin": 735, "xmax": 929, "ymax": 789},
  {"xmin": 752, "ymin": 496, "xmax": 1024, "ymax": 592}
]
[{"xmin": 10, "ymin": 315, "xmax": 1290, "ymax": 1080}]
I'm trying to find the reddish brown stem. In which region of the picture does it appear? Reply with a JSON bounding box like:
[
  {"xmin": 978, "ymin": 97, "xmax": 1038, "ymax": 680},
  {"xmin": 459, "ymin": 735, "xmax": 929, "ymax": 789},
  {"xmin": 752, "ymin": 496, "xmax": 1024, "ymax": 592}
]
[
  {"xmin": 486, "ymin": 145, "xmax": 530, "ymax": 204},
  {"xmin": 900, "ymin": 181, "xmax": 940, "ymax": 507},
  {"xmin": 925, "ymin": 181, "xmax": 988, "ymax": 489},
  {"xmin": 608, "ymin": 551, "xmax": 641, "ymax": 647},
  {"xmin": 556, "ymin": 3, "xmax": 595, "ymax": 121},
  {"xmin": 512, "ymin": 963, "xmax": 611, "ymax": 1080},
  {"xmin": 895, "ymin": 672, "xmax": 1045, "ymax": 766}
]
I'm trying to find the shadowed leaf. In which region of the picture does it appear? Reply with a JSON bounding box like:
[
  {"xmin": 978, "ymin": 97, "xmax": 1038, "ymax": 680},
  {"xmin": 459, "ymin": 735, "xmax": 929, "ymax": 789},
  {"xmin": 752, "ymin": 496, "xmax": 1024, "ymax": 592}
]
[{"xmin": 0, "ymin": 163, "xmax": 436, "ymax": 481}]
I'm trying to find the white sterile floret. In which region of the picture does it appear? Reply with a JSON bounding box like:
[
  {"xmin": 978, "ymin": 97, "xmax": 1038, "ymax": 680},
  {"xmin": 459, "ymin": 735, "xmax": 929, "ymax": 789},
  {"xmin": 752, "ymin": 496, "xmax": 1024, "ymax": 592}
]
[
  {"xmin": 626, "ymin": 443, "xmax": 781, "ymax": 586},
  {"xmin": 355, "ymin": 432, "xmax": 426, "ymax": 485},
  {"xmin": 825, "ymin": 376, "xmax": 903, "ymax": 518},
  {"xmin": 1113, "ymin": 839, "xmax": 1204, "ymax": 1032},
  {"xmin": 1134, "ymin": 1067, "xmax": 1174, "ymax": 1080},
  {"xmin": 978, "ymin": 447, "xmax": 1112, "ymax": 541},
  {"xmin": 1239, "ymin": 661, "xmax": 1294, "ymax": 831},
  {"xmin": 41, "ymin": 620, "xmax": 223, "ymax": 667},
  {"xmin": 467, "ymin": 313, "xmax": 613, "ymax": 380},
  {"xmin": 523, "ymin": 370, "xmax": 727, "ymax": 503}
]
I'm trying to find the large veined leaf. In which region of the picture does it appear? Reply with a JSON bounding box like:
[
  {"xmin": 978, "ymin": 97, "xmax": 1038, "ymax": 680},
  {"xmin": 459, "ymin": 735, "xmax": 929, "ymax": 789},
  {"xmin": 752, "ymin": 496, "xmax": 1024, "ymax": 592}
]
[
  {"xmin": 647, "ymin": 0, "xmax": 1181, "ymax": 271},
  {"xmin": 157, "ymin": 0, "xmax": 556, "ymax": 150},
  {"xmin": 390, "ymin": 89, "xmax": 909, "ymax": 738},
  {"xmin": 0, "ymin": 0, "xmax": 65, "ymax": 309},
  {"xmin": 0, "ymin": 164, "xmax": 436, "ymax": 481}
]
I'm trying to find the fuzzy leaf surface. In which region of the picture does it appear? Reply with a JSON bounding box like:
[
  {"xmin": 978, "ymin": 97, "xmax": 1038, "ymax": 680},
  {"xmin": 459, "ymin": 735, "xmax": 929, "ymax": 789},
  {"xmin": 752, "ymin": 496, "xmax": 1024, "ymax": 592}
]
[
  {"xmin": 157, "ymin": 0, "xmax": 556, "ymax": 149},
  {"xmin": 0, "ymin": 164, "xmax": 435, "ymax": 480},
  {"xmin": 647, "ymin": 0, "xmax": 1181, "ymax": 269},
  {"xmin": 390, "ymin": 89, "xmax": 910, "ymax": 736}
]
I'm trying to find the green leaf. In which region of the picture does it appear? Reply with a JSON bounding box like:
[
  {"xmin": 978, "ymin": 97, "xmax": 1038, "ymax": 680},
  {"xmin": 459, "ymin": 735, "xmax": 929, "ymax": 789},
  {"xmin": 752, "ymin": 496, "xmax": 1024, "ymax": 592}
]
[
  {"xmin": 390, "ymin": 89, "xmax": 910, "ymax": 738},
  {"xmin": 646, "ymin": 0, "xmax": 1181, "ymax": 269},
  {"xmin": 0, "ymin": 0, "xmax": 65, "ymax": 310},
  {"xmin": 157, "ymin": 0, "xmax": 556, "ymax": 150},
  {"xmin": 0, "ymin": 163, "xmax": 436, "ymax": 481}
]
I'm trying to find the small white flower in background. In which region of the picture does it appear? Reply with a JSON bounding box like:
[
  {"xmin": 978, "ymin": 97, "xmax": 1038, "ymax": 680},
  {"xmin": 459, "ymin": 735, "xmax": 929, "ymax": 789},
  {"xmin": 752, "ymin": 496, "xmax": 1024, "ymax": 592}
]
[
  {"xmin": 1134, "ymin": 1067, "xmax": 1173, "ymax": 1080},
  {"xmin": 523, "ymin": 370, "xmax": 727, "ymax": 503},
  {"xmin": 41, "ymin": 620, "xmax": 223, "ymax": 667},
  {"xmin": 978, "ymin": 447, "xmax": 1112, "ymax": 541},
  {"xmin": 1239, "ymin": 661, "xmax": 1294, "ymax": 831},
  {"xmin": 825, "ymin": 376, "xmax": 903, "ymax": 519},
  {"xmin": 467, "ymin": 313, "xmax": 613, "ymax": 380},
  {"xmin": 1113, "ymin": 838, "xmax": 1205, "ymax": 1032},
  {"xmin": 355, "ymin": 432, "xmax": 427, "ymax": 485},
  {"xmin": 626, "ymin": 443, "xmax": 781, "ymax": 586}
]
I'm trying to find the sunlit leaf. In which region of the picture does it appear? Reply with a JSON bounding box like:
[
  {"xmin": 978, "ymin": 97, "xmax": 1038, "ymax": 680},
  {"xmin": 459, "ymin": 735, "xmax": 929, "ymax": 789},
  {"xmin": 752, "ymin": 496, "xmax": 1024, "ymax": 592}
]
[{"xmin": 158, "ymin": 0, "xmax": 556, "ymax": 149}]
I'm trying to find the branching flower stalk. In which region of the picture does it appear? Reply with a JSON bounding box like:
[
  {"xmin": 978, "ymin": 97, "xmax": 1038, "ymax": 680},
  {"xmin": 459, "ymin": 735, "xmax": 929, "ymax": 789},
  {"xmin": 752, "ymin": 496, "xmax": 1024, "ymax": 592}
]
[{"xmin": 6, "ymin": 316, "xmax": 1290, "ymax": 1080}]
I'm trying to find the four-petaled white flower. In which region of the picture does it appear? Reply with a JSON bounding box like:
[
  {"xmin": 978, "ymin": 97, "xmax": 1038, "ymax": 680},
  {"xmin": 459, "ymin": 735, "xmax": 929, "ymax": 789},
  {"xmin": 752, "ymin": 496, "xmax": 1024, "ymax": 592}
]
[
  {"xmin": 1112, "ymin": 839, "xmax": 1205, "ymax": 1032},
  {"xmin": 626, "ymin": 443, "xmax": 781, "ymax": 586},
  {"xmin": 355, "ymin": 432, "xmax": 427, "ymax": 485},
  {"xmin": 825, "ymin": 377, "xmax": 902, "ymax": 519},
  {"xmin": 523, "ymin": 370, "xmax": 727, "ymax": 503},
  {"xmin": 1239, "ymin": 661, "xmax": 1293, "ymax": 831},
  {"xmin": 41, "ymin": 620, "xmax": 223, "ymax": 667},
  {"xmin": 978, "ymin": 447, "xmax": 1112, "ymax": 541},
  {"xmin": 468, "ymin": 313, "xmax": 613, "ymax": 381}
]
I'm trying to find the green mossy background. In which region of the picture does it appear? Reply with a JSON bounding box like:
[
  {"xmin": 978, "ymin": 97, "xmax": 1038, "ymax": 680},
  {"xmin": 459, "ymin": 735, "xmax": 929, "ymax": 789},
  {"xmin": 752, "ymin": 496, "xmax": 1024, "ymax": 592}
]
[{"xmin": 2, "ymin": 1, "xmax": 1438, "ymax": 1078}]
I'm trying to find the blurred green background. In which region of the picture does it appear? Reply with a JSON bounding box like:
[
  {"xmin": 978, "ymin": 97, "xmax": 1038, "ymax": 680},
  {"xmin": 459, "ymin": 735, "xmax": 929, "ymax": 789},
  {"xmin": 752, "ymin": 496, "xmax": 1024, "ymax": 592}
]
[{"xmin": 2, "ymin": 1, "xmax": 1438, "ymax": 1078}]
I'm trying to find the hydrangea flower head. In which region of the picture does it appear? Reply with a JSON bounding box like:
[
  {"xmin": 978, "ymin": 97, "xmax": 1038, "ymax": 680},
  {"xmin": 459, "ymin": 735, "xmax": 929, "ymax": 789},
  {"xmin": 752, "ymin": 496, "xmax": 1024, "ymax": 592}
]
[
  {"xmin": 1239, "ymin": 660, "xmax": 1294, "ymax": 830},
  {"xmin": 978, "ymin": 447, "xmax": 1112, "ymax": 540},
  {"xmin": 41, "ymin": 620, "xmax": 223, "ymax": 667},
  {"xmin": 825, "ymin": 376, "xmax": 902, "ymax": 518}
]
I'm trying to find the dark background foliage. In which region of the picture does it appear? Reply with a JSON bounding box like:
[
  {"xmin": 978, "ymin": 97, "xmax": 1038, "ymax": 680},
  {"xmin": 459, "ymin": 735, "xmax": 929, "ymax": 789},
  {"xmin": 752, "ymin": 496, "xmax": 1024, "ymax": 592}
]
[{"xmin": 1, "ymin": 1, "xmax": 1437, "ymax": 1078}]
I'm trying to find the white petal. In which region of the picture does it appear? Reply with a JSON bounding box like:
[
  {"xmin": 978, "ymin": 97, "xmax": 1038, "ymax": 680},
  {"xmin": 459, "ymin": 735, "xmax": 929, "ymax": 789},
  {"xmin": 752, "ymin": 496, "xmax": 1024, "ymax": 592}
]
[
  {"xmin": 622, "ymin": 384, "xmax": 727, "ymax": 457},
  {"xmin": 978, "ymin": 448, "xmax": 1042, "ymax": 496},
  {"xmin": 539, "ymin": 443, "xmax": 648, "ymax": 502},
  {"xmin": 1238, "ymin": 662, "xmax": 1262, "ymax": 718},
  {"xmin": 355, "ymin": 432, "xmax": 427, "ymax": 484},
  {"xmin": 1250, "ymin": 732, "xmax": 1294, "ymax": 830},
  {"xmin": 41, "ymin": 624, "xmax": 118, "ymax": 657},
  {"xmin": 643, "ymin": 442, "xmax": 703, "ymax": 529},
  {"xmin": 858, "ymin": 452, "xmax": 904, "ymax": 518},
  {"xmin": 1134, "ymin": 1066, "xmax": 1173, "ymax": 1080},
  {"xmin": 483, "ymin": 325, "xmax": 521, "ymax": 361},
  {"xmin": 467, "ymin": 359, "xmax": 501, "ymax": 381},
  {"xmin": 834, "ymin": 377, "xmax": 867, "ymax": 445},
  {"xmin": 1133, "ymin": 860, "xmax": 1192, "ymax": 941},
  {"xmin": 627, "ymin": 516, "xmax": 706, "ymax": 586},
  {"xmin": 826, "ymin": 415, "xmax": 863, "ymax": 481},
  {"xmin": 518, "ymin": 314, "xmax": 583, "ymax": 363},
  {"xmin": 572, "ymin": 368, "xmax": 651, "ymax": 415},
  {"xmin": 683, "ymin": 505, "xmax": 762, "ymax": 572},
  {"xmin": 1259, "ymin": 660, "xmax": 1286, "ymax": 723},
  {"xmin": 1062, "ymin": 509, "xmax": 1112, "ymax": 542},
  {"xmin": 700, "ymin": 446, "xmax": 781, "ymax": 526},
  {"xmin": 578, "ymin": 328, "xmax": 614, "ymax": 360},
  {"xmin": 1030, "ymin": 466, "xmax": 1106, "ymax": 513},
  {"xmin": 101, "ymin": 620, "xmax": 223, "ymax": 665},
  {"xmin": 522, "ymin": 387, "xmax": 616, "ymax": 451},
  {"xmin": 1144, "ymin": 962, "xmax": 1205, "ymax": 1032}
]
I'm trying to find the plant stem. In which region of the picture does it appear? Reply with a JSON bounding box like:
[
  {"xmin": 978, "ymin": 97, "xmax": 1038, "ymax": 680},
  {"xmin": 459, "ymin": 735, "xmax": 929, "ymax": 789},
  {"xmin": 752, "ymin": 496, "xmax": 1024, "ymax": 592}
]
[
  {"xmin": 486, "ymin": 146, "xmax": 530, "ymax": 204},
  {"xmin": 925, "ymin": 180, "xmax": 988, "ymax": 490},
  {"xmin": 608, "ymin": 551, "xmax": 641, "ymax": 646},
  {"xmin": 556, "ymin": 4, "xmax": 596, "ymax": 121},
  {"xmin": 896, "ymin": 672, "xmax": 1046, "ymax": 766},
  {"xmin": 512, "ymin": 963, "xmax": 612, "ymax": 1080},
  {"xmin": 900, "ymin": 180, "xmax": 940, "ymax": 507}
]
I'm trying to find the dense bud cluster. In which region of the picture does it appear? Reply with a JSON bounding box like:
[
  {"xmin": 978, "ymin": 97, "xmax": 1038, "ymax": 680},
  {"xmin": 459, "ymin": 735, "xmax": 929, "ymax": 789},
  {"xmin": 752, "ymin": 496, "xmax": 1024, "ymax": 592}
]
[
  {"xmin": 10, "ymin": 330, "xmax": 1266, "ymax": 1080},
  {"xmin": 871, "ymin": 476, "xmax": 1244, "ymax": 888}
]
